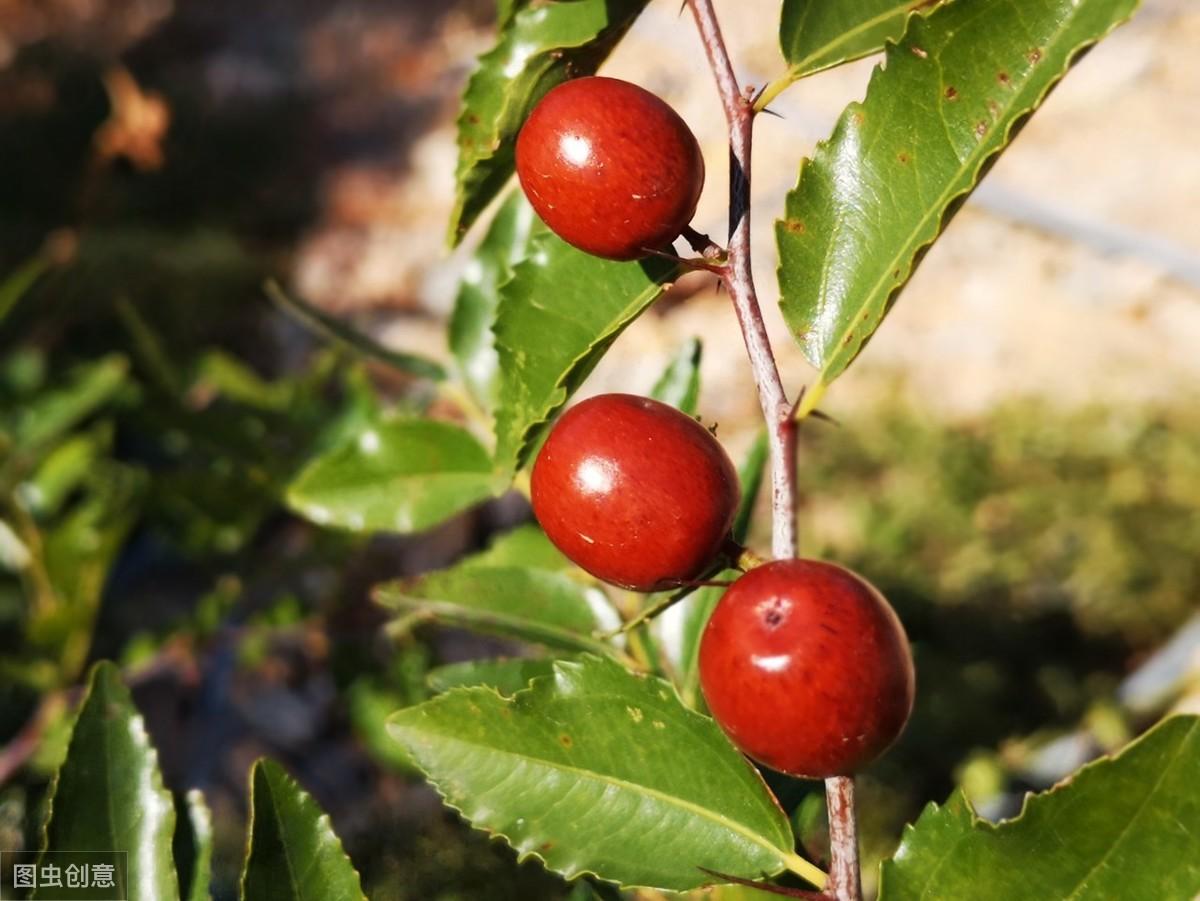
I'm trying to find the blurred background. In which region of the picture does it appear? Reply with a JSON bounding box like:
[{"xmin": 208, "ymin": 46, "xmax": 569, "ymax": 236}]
[{"xmin": 1, "ymin": 0, "xmax": 1197, "ymax": 898}]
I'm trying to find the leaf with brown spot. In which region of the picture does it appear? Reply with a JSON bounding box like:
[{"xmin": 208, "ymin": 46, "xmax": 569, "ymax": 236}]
[{"xmin": 777, "ymin": 0, "xmax": 1142, "ymax": 412}]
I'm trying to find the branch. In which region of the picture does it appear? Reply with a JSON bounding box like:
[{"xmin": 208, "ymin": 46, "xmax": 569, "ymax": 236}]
[
  {"xmin": 684, "ymin": 2, "xmax": 860, "ymax": 898},
  {"xmin": 685, "ymin": 0, "xmax": 796, "ymax": 562},
  {"xmin": 825, "ymin": 776, "xmax": 862, "ymax": 900}
]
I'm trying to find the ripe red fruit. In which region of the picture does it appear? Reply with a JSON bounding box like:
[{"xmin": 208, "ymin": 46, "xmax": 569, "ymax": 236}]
[
  {"xmin": 515, "ymin": 76, "xmax": 705, "ymax": 261},
  {"xmin": 530, "ymin": 393, "xmax": 738, "ymax": 592},
  {"xmin": 699, "ymin": 559, "xmax": 914, "ymax": 778}
]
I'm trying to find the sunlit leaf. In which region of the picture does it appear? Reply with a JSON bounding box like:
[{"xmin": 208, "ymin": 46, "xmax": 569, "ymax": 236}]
[
  {"xmin": 778, "ymin": 0, "xmax": 952, "ymax": 81},
  {"xmin": 493, "ymin": 231, "xmax": 677, "ymax": 473},
  {"xmin": 457, "ymin": 522, "xmax": 571, "ymax": 571},
  {"xmin": 449, "ymin": 191, "xmax": 538, "ymax": 413},
  {"xmin": 40, "ymin": 661, "xmax": 178, "ymax": 901},
  {"xmin": 449, "ymin": 0, "xmax": 651, "ymax": 243},
  {"xmin": 376, "ymin": 565, "xmax": 615, "ymax": 657},
  {"xmin": 879, "ymin": 715, "xmax": 1200, "ymax": 900},
  {"xmin": 174, "ymin": 790, "xmax": 213, "ymax": 901},
  {"xmin": 241, "ymin": 759, "xmax": 367, "ymax": 901},
  {"xmin": 388, "ymin": 656, "xmax": 812, "ymax": 891},
  {"xmin": 651, "ymin": 337, "xmax": 703, "ymax": 415},
  {"xmin": 778, "ymin": 0, "xmax": 1140, "ymax": 412},
  {"xmin": 286, "ymin": 419, "xmax": 495, "ymax": 534},
  {"xmin": 427, "ymin": 657, "xmax": 559, "ymax": 695}
]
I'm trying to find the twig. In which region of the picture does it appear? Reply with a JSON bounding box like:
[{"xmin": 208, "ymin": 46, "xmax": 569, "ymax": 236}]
[
  {"xmin": 684, "ymin": 1, "xmax": 860, "ymax": 898},
  {"xmin": 685, "ymin": 0, "xmax": 797, "ymax": 562},
  {"xmin": 825, "ymin": 776, "xmax": 861, "ymax": 900}
]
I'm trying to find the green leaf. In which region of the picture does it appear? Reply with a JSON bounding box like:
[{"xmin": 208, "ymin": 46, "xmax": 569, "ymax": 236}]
[
  {"xmin": 427, "ymin": 657, "xmax": 559, "ymax": 695},
  {"xmin": 879, "ymin": 715, "xmax": 1200, "ymax": 900},
  {"xmin": 20, "ymin": 422, "xmax": 114, "ymax": 517},
  {"xmin": 672, "ymin": 569, "xmax": 739, "ymax": 711},
  {"xmin": 241, "ymin": 759, "xmax": 367, "ymax": 901},
  {"xmin": 39, "ymin": 661, "xmax": 178, "ymax": 901},
  {"xmin": 778, "ymin": 0, "xmax": 951, "ymax": 81},
  {"xmin": 449, "ymin": 191, "xmax": 539, "ymax": 412},
  {"xmin": 458, "ymin": 523, "xmax": 571, "ymax": 572},
  {"xmin": 30, "ymin": 463, "xmax": 145, "ymax": 677},
  {"xmin": 14, "ymin": 355, "xmax": 129, "ymax": 449},
  {"xmin": 388, "ymin": 656, "xmax": 810, "ymax": 891},
  {"xmin": 777, "ymin": 0, "xmax": 1141, "ymax": 412},
  {"xmin": 376, "ymin": 565, "xmax": 615, "ymax": 657},
  {"xmin": 286, "ymin": 419, "xmax": 495, "ymax": 533},
  {"xmin": 174, "ymin": 789, "xmax": 213, "ymax": 901},
  {"xmin": 449, "ymin": 0, "xmax": 651, "ymax": 243},
  {"xmin": 732, "ymin": 430, "xmax": 769, "ymax": 546},
  {"xmin": 650, "ymin": 337, "xmax": 703, "ymax": 415},
  {"xmin": 191, "ymin": 350, "xmax": 295, "ymax": 412},
  {"xmin": 265, "ymin": 281, "xmax": 445, "ymax": 381},
  {"xmin": 0, "ymin": 256, "xmax": 47, "ymax": 323},
  {"xmin": 493, "ymin": 231, "xmax": 677, "ymax": 472}
]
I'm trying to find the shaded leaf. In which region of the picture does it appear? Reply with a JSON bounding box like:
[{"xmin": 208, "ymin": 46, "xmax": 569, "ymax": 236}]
[
  {"xmin": 388, "ymin": 655, "xmax": 811, "ymax": 891},
  {"xmin": 879, "ymin": 715, "xmax": 1200, "ymax": 900},
  {"xmin": 672, "ymin": 569, "xmax": 739, "ymax": 711},
  {"xmin": 732, "ymin": 430, "xmax": 769, "ymax": 546},
  {"xmin": 651, "ymin": 337, "xmax": 703, "ymax": 415},
  {"xmin": 778, "ymin": 0, "xmax": 951, "ymax": 80},
  {"xmin": 0, "ymin": 256, "xmax": 47, "ymax": 323},
  {"xmin": 30, "ymin": 462, "xmax": 145, "ymax": 676},
  {"xmin": 427, "ymin": 657, "xmax": 559, "ymax": 695},
  {"xmin": 286, "ymin": 419, "xmax": 495, "ymax": 534},
  {"xmin": 173, "ymin": 789, "xmax": 213, "ymax": 901},
  {"xmin": 493, "ymin": 231, "xmax": 677, "ymax": 472},
  {"xmin": 241, "ymin": 759, "xmax": 367, "ymax": 901},
  {"xmin": 449, "ymin": 0, "xmax": 651, "ymax": 243},
  {"xmin": 449, "ymin": 191, "xmax": 539, "ymax": 412},
  {"xmin": 265, "ymin": 281, "xmax": 445, "ymax": 381},
  {"xmin": 671, "ymin": 433, "xmax": 768, "ymax": 707},
  {"xmin": 376, "ymin": 565, "xmax": 616, "ymax": 656},
  {"xmin": 39, "ymin": 661, "xmax": 178, "ymax": 901},
  {"xmin": 778, "ymin": 0, "xmax": 1140, "ymax": 411}
]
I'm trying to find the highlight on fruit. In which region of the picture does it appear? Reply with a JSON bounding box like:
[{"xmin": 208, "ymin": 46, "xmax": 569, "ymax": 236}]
[
  {"xmin": 515, "ymin": 76, "xmax": 705, "ymax": 261},
  {"xmin": 699, "ymin": 558, "xmax": 915, "ymax": 778},
  {"xmin": 530, "ymin": 393, "xmax": 738, "ymax": 592}
]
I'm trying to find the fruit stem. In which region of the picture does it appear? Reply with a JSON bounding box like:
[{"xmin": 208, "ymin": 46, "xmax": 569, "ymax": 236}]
[{"xmin": 685, "ymin": 1, "xmax": 861, "ymax": 898}]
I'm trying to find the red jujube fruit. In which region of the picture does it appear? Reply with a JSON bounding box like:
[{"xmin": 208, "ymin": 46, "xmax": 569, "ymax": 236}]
[
  {"xmin": 515, "ymin": 76, "xmax": 705, "ymax": 261},
  {"xmin": 699, "ymin": 559, "xmax": 915, "ymax": 778},
  {"xmin": 530, "ymin": 393, "xmax": 738, "ymax": 591}
]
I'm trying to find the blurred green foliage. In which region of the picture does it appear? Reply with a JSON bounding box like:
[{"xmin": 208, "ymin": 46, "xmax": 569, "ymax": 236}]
[{"xmin": 2, "ymin": 255, "xmax": 1197, "ymax": 898}]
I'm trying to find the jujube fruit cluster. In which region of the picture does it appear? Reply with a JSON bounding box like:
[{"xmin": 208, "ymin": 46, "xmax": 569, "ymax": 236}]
[
  {"xmin": 530, "ymin": 393, "xmax": 738, "ymax": 592},
  {"xmin": 516, "ymin": 76, "xmax": 705, "ymax": 261},
  {"xmin": 698, "ymin": 559, "xmax": 915, "ymax": 778}
]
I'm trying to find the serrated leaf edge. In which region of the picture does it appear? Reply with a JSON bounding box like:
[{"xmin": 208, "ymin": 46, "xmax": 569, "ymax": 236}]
[
  {"xmin": 386, "ymin": 657, "xmax": 798, "ymax": 890},
  {"xmin": 39, "ymin": 661, "xmax": 180, "ymax": 901},
  {"xmin": 882, "ymin": 715, "xmax": 1200, "ymax": 896},
  {"xmin": 240, "ymin": 759, "xmax": 367, "ymax": 901},
  {"xmin": 492, "ymin": 236, "xmax": 679, "ymax": 472},
  {"xmin": 782, "ymin": 0, "xmax": 954, "ymax": 79},
  {"xmin": 781, "ymin": 0, "xmax": 1142, "ymax": 407}
]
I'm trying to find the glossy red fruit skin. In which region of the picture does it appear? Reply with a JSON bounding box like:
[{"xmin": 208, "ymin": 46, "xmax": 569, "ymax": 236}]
[
  {"xmin": 699, "ymin": 559, "xmax": 915, "ymax": 778},
  {"xmin": 515, "ymin": 76, "xmax": 705, "ymax": 261},
  {"xmin": 530, "ymin": 393, "xmax": 738, "ymax": 592}
]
